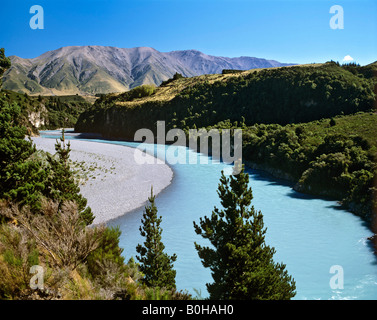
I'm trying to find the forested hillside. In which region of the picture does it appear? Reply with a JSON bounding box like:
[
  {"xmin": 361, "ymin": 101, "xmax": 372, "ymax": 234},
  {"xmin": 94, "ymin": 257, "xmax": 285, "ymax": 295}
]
[
  {"xmin": 0, "ymin": 90, "xmax": 92, "ymax": 133},
  {"xmin": 76, "ymin": 62, "xmax": 376, "ymax": 138},
  {"xmin": 242, "ymin": 113, "xmax": 377, "ymax": 223}
]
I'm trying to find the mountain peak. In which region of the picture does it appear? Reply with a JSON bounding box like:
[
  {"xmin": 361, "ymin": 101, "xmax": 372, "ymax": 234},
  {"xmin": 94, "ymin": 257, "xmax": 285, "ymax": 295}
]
[{"xmin": 3, "ymin": 46, "xmax": 294, "ymax": 95}]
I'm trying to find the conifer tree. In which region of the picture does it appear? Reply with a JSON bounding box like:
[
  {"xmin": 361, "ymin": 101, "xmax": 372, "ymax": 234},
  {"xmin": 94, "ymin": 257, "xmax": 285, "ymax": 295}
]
[
  {"xmin": 46, "ymin": 129, "xmax": 94, "ymax": 225},
  {"xmin": 193, "ymin": 166, "xmax": 296, "ymax": 300},
  {"xmin": 136, "ymin": 188, "xmax": 177, "ymax": 290},
  {"xmin": 0, "ymin": 48, "xmax": 11, "ymax": 85},
  {"xmin": 0, "ymin": 102, "xmax": 46, "ymax": 210},
  {"xmin": 0, "ymin": 49, "xmax": 46, "ymax": 211}
]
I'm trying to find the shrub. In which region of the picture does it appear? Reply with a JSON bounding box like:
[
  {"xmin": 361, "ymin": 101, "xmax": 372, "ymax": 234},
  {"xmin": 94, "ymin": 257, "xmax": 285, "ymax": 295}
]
[
  {"xmin": 86, "ymin": 226, "xmax": 125, "ymax": 278},
  {"xmin": 0, "ymin": 200, "xmax": 105, "ymax": 271}
]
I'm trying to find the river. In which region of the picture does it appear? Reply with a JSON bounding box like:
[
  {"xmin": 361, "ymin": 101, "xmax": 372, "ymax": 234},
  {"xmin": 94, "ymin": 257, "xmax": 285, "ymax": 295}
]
[{"xmin": 40, "ymin": 130, "xmax": 377, "ymax": 300}]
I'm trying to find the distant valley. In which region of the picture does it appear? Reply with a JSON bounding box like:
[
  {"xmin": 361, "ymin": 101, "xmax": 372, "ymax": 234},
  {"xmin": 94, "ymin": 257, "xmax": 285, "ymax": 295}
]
[{"xmin": 2, "ymin": 46, "xmax": 294, "ymax": 95}]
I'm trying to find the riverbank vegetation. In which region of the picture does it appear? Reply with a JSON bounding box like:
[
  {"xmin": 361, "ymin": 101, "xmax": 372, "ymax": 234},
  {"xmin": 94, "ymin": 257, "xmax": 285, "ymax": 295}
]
[{"xmin": 207, "ymin": 112, "xmax": 377, "ymax": 225}]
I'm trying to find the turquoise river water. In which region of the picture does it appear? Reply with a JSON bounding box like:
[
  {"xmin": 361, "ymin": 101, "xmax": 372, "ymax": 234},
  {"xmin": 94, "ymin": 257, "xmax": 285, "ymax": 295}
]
[{"xmin": 40, "ymin": 130, "xmax": 377, "ymax": 300}]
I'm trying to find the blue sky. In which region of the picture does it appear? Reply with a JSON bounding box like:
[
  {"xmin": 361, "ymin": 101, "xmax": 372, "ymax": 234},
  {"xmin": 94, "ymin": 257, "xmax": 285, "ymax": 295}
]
[{"xmin": 1, "ymin": 0, "xmax": 376, "ymax": 65}]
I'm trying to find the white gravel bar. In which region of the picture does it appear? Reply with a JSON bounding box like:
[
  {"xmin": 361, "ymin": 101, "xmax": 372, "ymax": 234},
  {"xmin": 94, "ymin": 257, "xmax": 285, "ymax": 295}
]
[{"xmin": 32, "ymin": 137, "xmax": 173, "ymax": 225}]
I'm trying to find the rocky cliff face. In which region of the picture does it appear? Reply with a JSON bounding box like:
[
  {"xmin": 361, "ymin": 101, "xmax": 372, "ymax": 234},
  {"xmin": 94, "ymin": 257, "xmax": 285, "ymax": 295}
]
[
  {"xmin": 27, "ymin": 103, "xmax": 49, "ymax": 128},
  {"xmin": 3, "ymin": 46, "xmax": 293, "ymax": 95}
]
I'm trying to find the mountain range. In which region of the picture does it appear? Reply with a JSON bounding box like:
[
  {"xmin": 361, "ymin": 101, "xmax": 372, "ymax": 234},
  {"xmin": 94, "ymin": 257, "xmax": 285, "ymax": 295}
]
[{"xmin": 3, "ymin": 46, "xmax": 294, "ymax": 95}]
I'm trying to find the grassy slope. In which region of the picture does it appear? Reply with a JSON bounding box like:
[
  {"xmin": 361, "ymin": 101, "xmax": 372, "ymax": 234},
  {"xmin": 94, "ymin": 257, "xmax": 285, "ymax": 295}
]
[{"xmin": 107, "ymin": 63, "xmax": 326, "ymax": 107}]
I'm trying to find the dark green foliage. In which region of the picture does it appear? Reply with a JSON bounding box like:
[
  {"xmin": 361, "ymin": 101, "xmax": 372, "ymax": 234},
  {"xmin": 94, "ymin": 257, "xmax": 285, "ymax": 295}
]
[
  {"xmin": 86, "ymin": 226, "xmax": 125, "ymax": 278},
  {"xmin": 43, "ymin": 95, "xmax": 91, "ymax": 129},
  {"xmin": 0, "ymin": 98, "xmax": 46, "ymax": 211},
  {"xmin": 241, "ymin": 114, "xmax": 377, "ymax": 223},
  {"xmin": 0, "ymin": 96, "xmax": 94, "ymax": 223},
  {"xmin": 341, "ymin": 61, "xmax": 377, "ymax": 79},
  {"xmin": 193, "ymin": 166, "xmax": 296, "ymax": 300},
  {"xmin": 160, "ymin": 72, "xmax": 184, "ymax": 86},
  {"xmin": 0, "ymin": 90, "xmax": 92, "ymax": 131},
  {"xmin": 0, "ymin": 48, "xmax": 11, "ymax": 88},
  {"xmin": 222, "ymin": 69, "xmax": 244, "ymax": 74},
  {"xmin": 136, "ymin": 189, "xmax": 177, "ymax": 290},
  {"xmin": 45, "ymin": 130, "xmax": 94, "ymax": 225}
]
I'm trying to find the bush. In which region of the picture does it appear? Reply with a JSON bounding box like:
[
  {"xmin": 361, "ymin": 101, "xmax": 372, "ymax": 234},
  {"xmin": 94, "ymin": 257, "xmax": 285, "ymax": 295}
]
[
  {"xmin": 0, "ymin": 200, "xmax": 105, "ymax": 271},
  {"xmin": 0, "ymin": 221, "xmax": 39, "ymax": 299},
  {"xmin": 115, "ymin": 85, "xmax": 156, "ymax": 102},
  {"xmin": 160, "ymin": 72, "xmax": 184, "ymax": 86},
  {"xmin": 86, "ymin": 226, "xmax": 125, "ymax": 278}
]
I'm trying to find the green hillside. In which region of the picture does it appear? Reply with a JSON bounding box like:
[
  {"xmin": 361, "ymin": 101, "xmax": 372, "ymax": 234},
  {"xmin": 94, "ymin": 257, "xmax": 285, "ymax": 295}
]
[{"xmin": 76, "ymin": 62, "xmax": 376, "ymax": 139}]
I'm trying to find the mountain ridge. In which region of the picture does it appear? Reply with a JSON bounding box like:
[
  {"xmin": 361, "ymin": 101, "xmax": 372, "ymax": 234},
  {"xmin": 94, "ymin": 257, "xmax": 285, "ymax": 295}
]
[{"xmin": 3, "ymin": 46, "xmax": 294, "ymax": 95}]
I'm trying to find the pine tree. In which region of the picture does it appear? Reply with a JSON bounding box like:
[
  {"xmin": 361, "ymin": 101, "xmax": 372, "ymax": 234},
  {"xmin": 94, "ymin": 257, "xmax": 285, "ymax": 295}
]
[
  {"xmin": 0, "ymin": 99, "xmax": 46, "ymax": 211},
  {"xmin": 0, "ymin": 48, "xmax": 11, "ymax": 86},
  {"xmin": 136, "ymin": 188, "xmax": 177, "ymax": 290},
  {"xmin": 193, "ymin": 166, "xmax": 296, "ymax": 300},
  {"xmin": 46, "ymin": 129, "xmax": 94, "ymax": 225},
  {"xmin": 0, "ymin": 50, "xmax": 47, "ymax": 211}
]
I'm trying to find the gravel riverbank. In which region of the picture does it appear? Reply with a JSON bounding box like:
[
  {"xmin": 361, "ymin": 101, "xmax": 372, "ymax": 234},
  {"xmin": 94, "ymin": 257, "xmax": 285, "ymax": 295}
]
[{"xmin": 32, "ymin": 137, "xmax": 173, "ymax": 225}]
